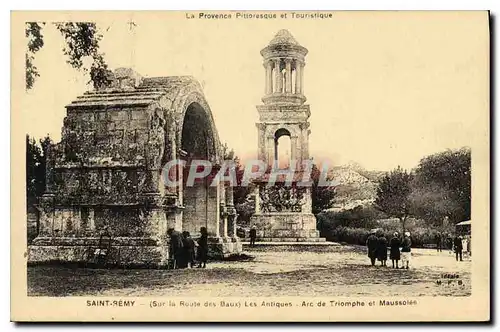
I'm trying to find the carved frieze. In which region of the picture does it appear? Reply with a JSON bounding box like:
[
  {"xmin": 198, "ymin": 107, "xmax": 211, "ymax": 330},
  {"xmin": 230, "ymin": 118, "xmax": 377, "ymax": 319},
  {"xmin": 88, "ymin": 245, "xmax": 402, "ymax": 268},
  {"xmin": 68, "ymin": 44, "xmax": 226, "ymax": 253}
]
[{"xmin": 259, "ymin": 184, "xmax": 306, "ymax": 213}]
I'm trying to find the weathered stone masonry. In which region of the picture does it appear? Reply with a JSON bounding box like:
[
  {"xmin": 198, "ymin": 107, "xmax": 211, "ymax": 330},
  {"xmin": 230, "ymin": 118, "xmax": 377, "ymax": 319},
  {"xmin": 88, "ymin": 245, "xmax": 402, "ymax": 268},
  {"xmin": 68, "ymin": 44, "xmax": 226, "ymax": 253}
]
[
  {"xmin": 29, "ymin": 70, "xmax": 242, "ymax": 266},
  {"xmin": 250, "ymin": 30, "xmax": 325, "ymax": 243}
]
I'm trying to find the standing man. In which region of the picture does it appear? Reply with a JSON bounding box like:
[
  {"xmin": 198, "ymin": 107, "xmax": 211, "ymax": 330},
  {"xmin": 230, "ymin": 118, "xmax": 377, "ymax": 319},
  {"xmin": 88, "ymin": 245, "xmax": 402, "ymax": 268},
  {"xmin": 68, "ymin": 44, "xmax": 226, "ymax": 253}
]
[
  {"xmin": 435, "ymin": 232, "xmax": 442, "ymax": 252},
  {"xmin": 249, "ymin": 226, "xmax": 257, "ymax": 247},
  {"xmin": 197, "ymin": 227, "xmax": 209, "ymax": 268},
  {"xmin": 167, "ymin": 227, "xmax": 184, "ymax": 269},
  {"xmin": 366, "ymin": 229, "xmax": 378, "ymax": 266},
  {"xmin": 454, "ymin": 235, "xmax": 463, "ymax": 261}
]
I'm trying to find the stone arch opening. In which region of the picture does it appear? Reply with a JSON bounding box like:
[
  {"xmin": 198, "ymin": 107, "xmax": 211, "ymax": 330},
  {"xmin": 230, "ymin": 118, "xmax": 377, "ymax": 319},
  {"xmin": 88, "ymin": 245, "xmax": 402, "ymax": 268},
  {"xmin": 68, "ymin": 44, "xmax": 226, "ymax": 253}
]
[
  {"xmin": 274, "ymin": 128, "xmax": 291, "ymax": 169},
  {"xmin": 180, "ymin": 102, "xmax": 218, "ymax": 237},
  {"xmin": 181, "ymin": 102, "xmax": 215, "ymax": 159}
]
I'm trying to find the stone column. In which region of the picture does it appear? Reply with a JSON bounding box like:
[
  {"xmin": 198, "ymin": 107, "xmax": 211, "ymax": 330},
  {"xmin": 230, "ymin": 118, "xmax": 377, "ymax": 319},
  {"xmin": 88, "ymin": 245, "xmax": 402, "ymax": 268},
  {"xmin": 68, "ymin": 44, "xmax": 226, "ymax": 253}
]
[
  {"xmin": 290, "ymin": 136, "xmax": 298, "ymax": 164},
  {"xmin": 295, "ymin": 61, "xmax": 301, "ymax": 94},
  {"xmin": 163, "ymin": 129, "xmax": 178, "ymax": 197},
  {"xmin": 178, "ymin": 149, "xmax": 187, "ymax": 206},
  {"xmin": 274, "ymin": 58, "xmax": 282, "ymax": 93},
  {"xmin": 141, "ymin": 193, "xmax": 167, "ymax": 237},
  {"xmin": 285, "ymin": 59, "xmax": 292, "ymax": 93},
  {"xmin": 256, "ymin": 123, "xmax": 266, "ymax": 161},
  {"xmin": 219, "ymin": 182, "xmax": 228, "ymax": 237},
  {"xmin": 267, "ymin": 136, "xmax": 275, "ymax": 166},
  {"xmin": 225, "ymin": 183, "xmax": 237, "ymax": 237},
  {"xmin": 220, "ymin": 203, "xmax": 227, "ymax": 237},
  {"xmin": 177, "ymin": 164, "xmax": 183, "ymax": 206},
  {"xmin": 303, "ymin": 126, "xmax": 311, "ymax": 160},
  {"xmin": 207, "ymin": 183, "xmax": 221, "ymax": 237},
  {"xmin": 299, "ymin": 62, "xmax": 305, "ymax": 95},
  {"xmin": 265, "ymin": 60, "xmax": 273, "ymax": 95}
]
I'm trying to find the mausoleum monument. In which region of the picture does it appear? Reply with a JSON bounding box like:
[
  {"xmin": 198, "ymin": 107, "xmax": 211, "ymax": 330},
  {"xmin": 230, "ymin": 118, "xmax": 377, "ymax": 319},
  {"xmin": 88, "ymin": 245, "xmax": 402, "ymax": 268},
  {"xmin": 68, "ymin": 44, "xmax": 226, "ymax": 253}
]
[{"xmin": 250, "ymin": 30, "xmax": 325, "ymax": 242}]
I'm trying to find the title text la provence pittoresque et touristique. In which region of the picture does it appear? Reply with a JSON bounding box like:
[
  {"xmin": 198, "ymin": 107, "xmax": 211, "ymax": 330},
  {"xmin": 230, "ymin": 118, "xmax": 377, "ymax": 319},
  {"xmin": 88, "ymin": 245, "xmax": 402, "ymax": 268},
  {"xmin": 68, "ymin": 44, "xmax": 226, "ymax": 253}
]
[{"xmin": 189, "ymin": 12, "xmax": 334, "ymax": 20}]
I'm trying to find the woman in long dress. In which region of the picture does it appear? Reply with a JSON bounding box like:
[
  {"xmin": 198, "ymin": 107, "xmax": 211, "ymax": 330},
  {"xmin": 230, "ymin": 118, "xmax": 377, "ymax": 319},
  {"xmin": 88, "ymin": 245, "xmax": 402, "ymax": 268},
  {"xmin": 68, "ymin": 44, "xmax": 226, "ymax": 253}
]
[
  {"xmin": 377, "ymin": 232, "xmax": 388, "ymax": 267},
  {"xmin": 366, "ymin": 230, "xmax": 378, "ymax": 266},
  {"xmin": 389, "ymin": 232, "xmax": 401, "ymax": 268}
]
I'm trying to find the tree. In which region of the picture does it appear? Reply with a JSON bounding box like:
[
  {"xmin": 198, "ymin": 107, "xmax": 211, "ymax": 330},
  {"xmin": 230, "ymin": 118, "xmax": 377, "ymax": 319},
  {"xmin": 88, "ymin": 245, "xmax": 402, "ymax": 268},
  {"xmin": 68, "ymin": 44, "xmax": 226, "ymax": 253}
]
[
  {"xmin": 375, "ymin": 166, "xmax": 414, "ymax": 234},
  {"xmin": 409, "ymin": 185, "xmax": 460, "ymax": 228},
  {"xmin": 221, "ymin": 143, "xmax": 251, "ymax": 221},
  {"xmin": 25, "ymin": 22, "xmax": 45, "ymax": 90},
  {"xmin": 412, "ymin": 147, "xmax": 471, "ymax": 224},
  {"xmin": 25, "ymin": 22, "xmax": 112, "ymax": 90},
  {"xmin": 310, "ymin": 163, "xmax": 336, "ymax": 215},
  {"xmin": 26, "ymin": 135, "xmax": 50, "ymax": 206}
]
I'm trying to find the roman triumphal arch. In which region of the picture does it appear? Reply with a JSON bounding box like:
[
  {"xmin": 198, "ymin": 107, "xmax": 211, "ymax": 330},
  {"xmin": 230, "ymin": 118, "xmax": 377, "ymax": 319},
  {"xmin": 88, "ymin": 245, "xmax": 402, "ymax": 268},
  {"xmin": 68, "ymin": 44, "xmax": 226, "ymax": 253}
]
[{"xmin": 29, "ymin": 68, "xmax": 241, "ymax": 267}]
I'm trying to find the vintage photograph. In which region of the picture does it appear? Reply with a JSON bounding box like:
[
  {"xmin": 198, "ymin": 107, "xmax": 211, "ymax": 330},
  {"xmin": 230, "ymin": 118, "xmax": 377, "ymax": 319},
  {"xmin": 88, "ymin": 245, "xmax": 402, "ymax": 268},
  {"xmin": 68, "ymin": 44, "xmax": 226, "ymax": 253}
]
[{"xmin": 12, "ymin": 11, "xmax": 490, "ymax": 321}]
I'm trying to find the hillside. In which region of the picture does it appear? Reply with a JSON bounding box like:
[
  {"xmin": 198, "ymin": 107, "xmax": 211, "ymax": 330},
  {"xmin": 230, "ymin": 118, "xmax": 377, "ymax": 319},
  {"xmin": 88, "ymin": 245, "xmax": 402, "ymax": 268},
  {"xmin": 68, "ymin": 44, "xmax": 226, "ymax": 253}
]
[{"xmin": 327, "ymin": 164, "xmax": 381, "ymax": 212}]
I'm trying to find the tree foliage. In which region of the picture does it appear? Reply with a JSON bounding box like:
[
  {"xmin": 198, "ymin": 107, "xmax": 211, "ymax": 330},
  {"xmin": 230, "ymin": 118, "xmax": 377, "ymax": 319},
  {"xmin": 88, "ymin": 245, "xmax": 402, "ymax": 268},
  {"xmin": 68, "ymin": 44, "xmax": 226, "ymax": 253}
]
[
  {"xmin": 375, "ymin": 148, "xmax": 471, "ymax": 232},
  {"xmin": 25, "ymin": 22, "xmax": 45, "ymax": 90},
  {"xmin": 25, "ymin": 22, "xmax": 111, "ymax": 90},
  {"xmin": 26, "ymin": 135, "xmax": 52, "ymax": 205},
  {"xmin": 310, "ymin": 163, "xmax": 336, "ymax": 215},
  {"xmin": 375, "ymin": 166, "xmax": 413, "ymax": 233},
  {"xmin": 411, "ymin": 147, "xmax": 471, "ymax": 224},
  {"xmin": 222, "ymin": 143, "xmax": 250, "ymax": 206}
]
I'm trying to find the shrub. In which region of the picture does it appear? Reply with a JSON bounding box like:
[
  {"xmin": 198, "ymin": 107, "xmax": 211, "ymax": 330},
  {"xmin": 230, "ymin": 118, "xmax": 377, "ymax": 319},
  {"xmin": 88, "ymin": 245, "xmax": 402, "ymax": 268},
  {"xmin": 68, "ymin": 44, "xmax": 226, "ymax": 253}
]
[
  {"xmin": 325, "ymin": 225, "xmax": 441, "ymax": 248},
  {"xmin": 316, "ymin": 205, "xmax": 384, "ymax": 234}
]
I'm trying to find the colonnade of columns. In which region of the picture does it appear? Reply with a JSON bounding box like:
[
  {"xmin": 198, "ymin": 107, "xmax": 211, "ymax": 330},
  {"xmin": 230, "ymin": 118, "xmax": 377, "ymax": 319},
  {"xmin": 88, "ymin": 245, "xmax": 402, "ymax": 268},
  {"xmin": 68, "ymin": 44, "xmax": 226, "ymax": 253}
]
[{"xmin": 264, "ymin": 58, "xmax": 304, "ymax": 95}]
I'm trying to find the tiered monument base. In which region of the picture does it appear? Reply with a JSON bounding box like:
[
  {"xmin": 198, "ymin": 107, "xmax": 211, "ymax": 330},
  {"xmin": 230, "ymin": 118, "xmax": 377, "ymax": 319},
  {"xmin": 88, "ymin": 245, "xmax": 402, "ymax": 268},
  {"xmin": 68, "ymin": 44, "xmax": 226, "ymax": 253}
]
[{"xmin": 249, "ymin": 212, "xmax": 326, "ymax": 242}]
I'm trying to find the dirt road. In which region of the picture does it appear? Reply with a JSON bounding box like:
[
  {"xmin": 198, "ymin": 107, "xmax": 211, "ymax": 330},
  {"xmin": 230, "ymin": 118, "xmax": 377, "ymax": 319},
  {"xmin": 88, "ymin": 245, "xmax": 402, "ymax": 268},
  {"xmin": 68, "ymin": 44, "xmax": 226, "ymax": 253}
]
[{"xmin": 27, "ymin": 245, "xmax": 471, "ymax": 297}]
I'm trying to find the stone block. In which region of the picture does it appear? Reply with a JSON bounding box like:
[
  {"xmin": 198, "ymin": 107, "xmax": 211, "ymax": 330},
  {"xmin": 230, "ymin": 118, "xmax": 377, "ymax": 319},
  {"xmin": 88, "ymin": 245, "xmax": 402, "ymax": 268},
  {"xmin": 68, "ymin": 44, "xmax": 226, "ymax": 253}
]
[
  {"xmin": 282, "ymin": 237, "xmax": 298, "ymax": 242},
  {"xmin": 28, "ymin": 244, "xmax": 163, "ymax": 267},
  {"xmin": 248, "ymin": 212, "xmax": 326, "ymax": 243}
]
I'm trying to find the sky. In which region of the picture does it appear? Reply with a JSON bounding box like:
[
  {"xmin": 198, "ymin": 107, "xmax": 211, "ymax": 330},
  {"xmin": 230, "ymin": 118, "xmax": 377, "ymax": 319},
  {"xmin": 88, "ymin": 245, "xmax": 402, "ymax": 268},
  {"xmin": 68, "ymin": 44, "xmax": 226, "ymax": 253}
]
[{"xmin": 21, "ymin": 11, "xmax": 489, "ymax": 171}]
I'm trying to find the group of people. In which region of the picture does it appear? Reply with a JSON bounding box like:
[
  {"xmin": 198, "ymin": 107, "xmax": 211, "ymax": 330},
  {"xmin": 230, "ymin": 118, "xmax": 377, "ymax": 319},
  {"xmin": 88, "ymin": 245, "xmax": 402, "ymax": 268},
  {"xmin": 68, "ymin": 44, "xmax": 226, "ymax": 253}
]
[
  {"xmin": 435, "ymin": 232, "xmax": 471, "ymax": 261},
  {"xmin": 367, "ymin": 229, "xmax": 471, "ymax": 268},
  {"xmin": 366, "ymin": 230, "xmax": 412, "ymax": 269},
  {"xmin": 167, "ymin": 226, "xmax": 209, "ymax": 269}
]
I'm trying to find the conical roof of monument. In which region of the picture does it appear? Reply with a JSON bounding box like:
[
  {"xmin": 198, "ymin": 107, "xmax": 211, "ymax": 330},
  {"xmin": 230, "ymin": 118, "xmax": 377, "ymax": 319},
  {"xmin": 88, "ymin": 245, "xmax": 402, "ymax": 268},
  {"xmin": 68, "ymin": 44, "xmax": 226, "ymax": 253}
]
[{"xmin": 269, "ymin": 29, "xmax": 300, "ymax": 46}]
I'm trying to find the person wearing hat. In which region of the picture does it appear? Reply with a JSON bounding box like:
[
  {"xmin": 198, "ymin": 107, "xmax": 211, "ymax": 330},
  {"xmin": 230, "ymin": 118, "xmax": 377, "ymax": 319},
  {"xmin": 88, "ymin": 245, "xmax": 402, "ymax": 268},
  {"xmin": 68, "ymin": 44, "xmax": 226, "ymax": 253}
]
[
  {"xmin": 197, "ymin": 227, "xmax": 209, "ymax": 268},
  {"xmin": 249, "ymin": 225, "xmax": 257, "ymax": 247},
  {"xmin": 435, "ymin": 232, "xmax": 443, "ymax": 252},
  {"xmin": 453, "ymin": 234, "xmax": 463, "ymax": 261},
  {"xmin": 366, "ymin": 229, "xmax": 378, "ymax": 266},
  {"xmin": 400, "ymin": 231, "xmax": 412, "ymax": 269},
  {"xmin": 389, "ymin": 232, "xmax": 401, "ymax": 268}
]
